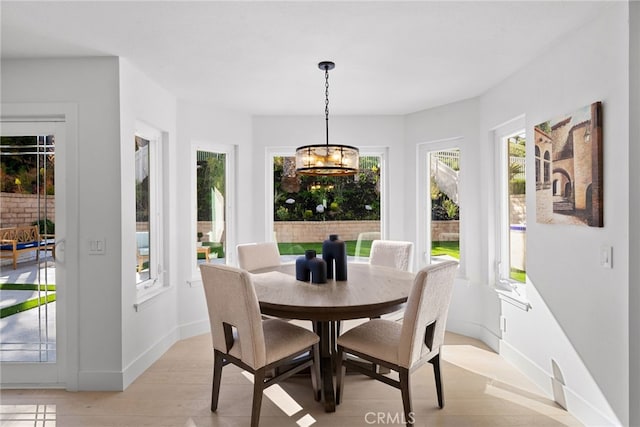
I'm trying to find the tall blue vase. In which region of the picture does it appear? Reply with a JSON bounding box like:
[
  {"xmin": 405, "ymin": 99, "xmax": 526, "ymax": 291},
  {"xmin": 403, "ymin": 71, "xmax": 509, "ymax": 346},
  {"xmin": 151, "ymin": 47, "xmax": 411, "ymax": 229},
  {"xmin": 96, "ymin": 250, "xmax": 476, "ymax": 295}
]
[{"xmin": 322, "ymin": 234, "xmax": 347, "ymax": 281}]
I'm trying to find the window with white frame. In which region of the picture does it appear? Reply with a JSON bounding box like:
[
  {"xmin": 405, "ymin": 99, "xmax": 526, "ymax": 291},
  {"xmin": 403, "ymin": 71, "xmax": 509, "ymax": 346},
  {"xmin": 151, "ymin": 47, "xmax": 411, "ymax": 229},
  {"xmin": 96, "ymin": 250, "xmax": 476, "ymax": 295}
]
[
  {"xmin": 135, "ymin": 125, "xmax": 163, "ymax": 294},
  {"xmin": 192, "ymin": 143, "xmax": 235, "ymax": 276},
  {"xmin": 268, "ymin": 148, "xmax": 386, "ymax": 263},
  {"xmin": 417, "ymin": 141, "xmax": 462, "ymax": 272},
  {"xmin": 495, "ymin": 122, "xmax": 527, "ymax": 289}
]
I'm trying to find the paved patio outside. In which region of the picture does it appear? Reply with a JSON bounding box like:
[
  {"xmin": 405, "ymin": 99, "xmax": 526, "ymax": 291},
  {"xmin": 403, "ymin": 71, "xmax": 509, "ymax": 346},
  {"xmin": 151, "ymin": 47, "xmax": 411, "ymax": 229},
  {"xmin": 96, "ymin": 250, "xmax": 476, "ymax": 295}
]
[{"xmin": 0, "ymin": 255, "xmax": 56, "ymax": 363}]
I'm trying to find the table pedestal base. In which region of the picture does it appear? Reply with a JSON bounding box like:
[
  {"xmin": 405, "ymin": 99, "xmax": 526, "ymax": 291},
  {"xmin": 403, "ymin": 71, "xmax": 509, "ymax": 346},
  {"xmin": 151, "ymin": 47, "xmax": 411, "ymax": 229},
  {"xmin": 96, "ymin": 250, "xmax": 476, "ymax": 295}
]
[{"xmin": 314, "ymin": 320, "xmax": 337, "ymax": 412}]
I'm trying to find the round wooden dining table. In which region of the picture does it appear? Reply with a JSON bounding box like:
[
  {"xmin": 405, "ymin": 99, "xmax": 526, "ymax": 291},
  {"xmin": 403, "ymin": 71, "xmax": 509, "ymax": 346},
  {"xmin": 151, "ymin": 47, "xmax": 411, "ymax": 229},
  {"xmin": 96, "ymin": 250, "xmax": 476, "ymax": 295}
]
[{"xmin": 250, "ymin": 262, "xmax": 415, "ymax": 412}]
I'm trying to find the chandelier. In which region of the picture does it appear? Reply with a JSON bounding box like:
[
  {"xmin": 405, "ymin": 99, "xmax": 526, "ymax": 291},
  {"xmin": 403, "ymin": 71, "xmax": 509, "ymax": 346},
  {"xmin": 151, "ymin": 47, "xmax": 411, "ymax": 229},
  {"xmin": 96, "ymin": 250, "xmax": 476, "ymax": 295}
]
[{"xmin": 295, "ymin": 61, "xmax": 359, "ymax": 176}]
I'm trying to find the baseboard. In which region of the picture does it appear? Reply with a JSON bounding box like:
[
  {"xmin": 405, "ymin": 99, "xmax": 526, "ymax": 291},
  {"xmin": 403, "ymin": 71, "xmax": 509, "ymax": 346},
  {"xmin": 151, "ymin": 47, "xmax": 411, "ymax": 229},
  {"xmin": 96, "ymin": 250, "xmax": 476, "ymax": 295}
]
[
  {"xmin": 77, "ymin": 370, "xmax": 124, "ymax": 391},
  {"xmin": 499, "ymin": 340, "xmax": 620, "ymax": 427},
  {"xmin": 121, "ymin": 327, "xmax": 180, "ymax": 390},
  {"xmin": 446, "ymin": 318, "xmax": 501, "ymax": 352},
  {"xmin": 178, "ymin": 318, "xmax": 210, "ymax": 340},
  {"xmin": 498, "ymin": 339, "xmax": 553, "ymax": 396},
  {"xmin": 77, "ymin": 324, "xmax": 203, "ymax": 391}
]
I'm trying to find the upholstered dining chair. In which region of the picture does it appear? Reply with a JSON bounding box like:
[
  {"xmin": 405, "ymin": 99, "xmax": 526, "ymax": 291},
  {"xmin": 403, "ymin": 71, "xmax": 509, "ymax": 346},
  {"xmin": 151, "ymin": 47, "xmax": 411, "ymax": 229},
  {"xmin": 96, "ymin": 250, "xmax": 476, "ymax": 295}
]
[
  {"xmin": 237, "ymin": 242, "xmax": 281, "ymax": 272},
  {"xmin": 200, "ymin": 263, "xmax": 321, "ymax": 427},
  {"xmin": 237, "ymin": 242, "xmax": 287, "ymax": 322},
  {"xmin": 337, "ymin": 240, "xmax": 416, "ymax": 342},
  {"xmin": 369, "ymin": 239, "xmax": 414, "ymax": 272},
  {"xmin": 368, "ymin": 240, "xmax": 414, "ymax": 323},
  {"xmin": 335, "ymin": 260, "xmax": 458, "ymax": 426}
]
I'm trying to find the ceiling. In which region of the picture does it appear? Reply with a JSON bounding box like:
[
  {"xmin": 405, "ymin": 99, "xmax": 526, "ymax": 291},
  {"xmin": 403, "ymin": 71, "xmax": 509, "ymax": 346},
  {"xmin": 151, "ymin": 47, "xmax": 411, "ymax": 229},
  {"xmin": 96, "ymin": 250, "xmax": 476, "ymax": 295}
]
[{"xmin": 1, "ymin": 1, "xmax": 612, "ymax": 116}]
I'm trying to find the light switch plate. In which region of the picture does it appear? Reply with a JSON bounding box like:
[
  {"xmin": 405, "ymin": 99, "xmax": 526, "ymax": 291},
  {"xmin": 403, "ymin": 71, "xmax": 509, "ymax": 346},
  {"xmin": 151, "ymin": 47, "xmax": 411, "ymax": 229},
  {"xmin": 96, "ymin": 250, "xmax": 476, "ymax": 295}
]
[{"xmin": 88, "ymin": 238, "xmax": 106, "ymax": 255}]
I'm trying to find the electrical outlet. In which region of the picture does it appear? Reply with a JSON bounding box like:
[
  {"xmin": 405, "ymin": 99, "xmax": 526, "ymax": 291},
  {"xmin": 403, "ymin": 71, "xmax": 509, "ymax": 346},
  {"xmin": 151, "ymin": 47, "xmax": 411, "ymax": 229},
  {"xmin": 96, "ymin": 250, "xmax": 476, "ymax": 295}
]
[{"xmin": 500, "ymin": 315, "xmax": 507, "ymax": 333}]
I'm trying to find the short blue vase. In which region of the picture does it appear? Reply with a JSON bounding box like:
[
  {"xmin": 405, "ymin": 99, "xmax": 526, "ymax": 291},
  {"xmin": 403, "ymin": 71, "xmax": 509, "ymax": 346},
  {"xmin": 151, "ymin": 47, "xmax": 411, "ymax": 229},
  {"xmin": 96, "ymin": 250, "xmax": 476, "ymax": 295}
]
[{"xmin": 296, "ymin": 249, "xmax": 327, "ymax": 284}]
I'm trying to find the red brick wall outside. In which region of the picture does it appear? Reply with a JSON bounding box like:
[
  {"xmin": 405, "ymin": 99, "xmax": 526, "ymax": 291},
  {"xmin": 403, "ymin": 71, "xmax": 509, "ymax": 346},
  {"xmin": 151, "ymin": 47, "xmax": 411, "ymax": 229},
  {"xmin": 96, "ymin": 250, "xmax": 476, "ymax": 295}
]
[{"xmin": 0, "ymin": 192, "xmax": 55, "ymax": 228}]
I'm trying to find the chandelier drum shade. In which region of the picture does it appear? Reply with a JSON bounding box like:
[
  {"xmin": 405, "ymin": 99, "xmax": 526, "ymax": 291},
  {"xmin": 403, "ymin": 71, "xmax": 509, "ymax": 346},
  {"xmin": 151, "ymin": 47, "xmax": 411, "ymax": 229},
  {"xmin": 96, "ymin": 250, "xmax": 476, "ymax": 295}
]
[{"xmin": 295, "ymin": 61, "xmax": 359, "ymax": 176}]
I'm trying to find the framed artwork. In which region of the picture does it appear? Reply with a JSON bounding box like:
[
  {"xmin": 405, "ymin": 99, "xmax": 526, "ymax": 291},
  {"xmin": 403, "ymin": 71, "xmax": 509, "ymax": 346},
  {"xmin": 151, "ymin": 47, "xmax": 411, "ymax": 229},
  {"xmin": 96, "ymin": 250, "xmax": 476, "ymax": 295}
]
[{"xmin": 534, "ymin": 101, "xmax": 603, "ymax": 227}]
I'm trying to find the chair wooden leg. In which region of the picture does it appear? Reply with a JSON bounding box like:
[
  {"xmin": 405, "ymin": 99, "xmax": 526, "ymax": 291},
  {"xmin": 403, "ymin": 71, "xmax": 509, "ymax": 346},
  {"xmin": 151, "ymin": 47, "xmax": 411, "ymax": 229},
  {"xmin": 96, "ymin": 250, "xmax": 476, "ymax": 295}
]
[
  {"xmin": 311, "ymin": 343, "xmax": 321, "ymax": 401},
  {"xmin": 430, "ymin": 353, "xmax": 444, "ymax": 408},
  {"xmin": 369, "ymin": 315, "xmax": 381, "ymax": 374},
  {"xmin": 335, "ymin": 347, "xmax": 346, "ymax": 405},
  {"xmin": 211, "ymin": 351, "xmax": 224, "ymax": 412},
  {"xmin": 399, "ymin": 367, "xmax": 413, "ymax": 426},
  {"xmin": 251, "ymin": 368, "xmax": 266, "ymax": 427}
]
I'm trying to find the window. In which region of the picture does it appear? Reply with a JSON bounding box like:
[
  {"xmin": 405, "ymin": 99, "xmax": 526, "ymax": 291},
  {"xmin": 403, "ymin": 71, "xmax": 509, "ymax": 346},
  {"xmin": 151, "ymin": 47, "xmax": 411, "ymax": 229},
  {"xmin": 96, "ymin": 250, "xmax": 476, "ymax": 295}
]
[
  {"xmin": 194, "ymin": 146, "xmax": 233, "ymax": 272},
  {"xmin": 418, "ymin": 142, "xmax": 462, "ymax": 271},
  {"xmin": 268, "ymin": 149, "xmax": 385, "ymax": 263},
  {"xmin": 495, "ymin": 123, "xmax": 527, "ymax": 289},
  {"xmin": 535, "ymin": 145, "xmax": 541, "ymax": 185},
  {"xmin": 135, "ymin": 124, "xmax": 163, "ymax": 294},
  {"xmin": 543, "ymin": 150, "xmax": 551, "ymax": 186}
]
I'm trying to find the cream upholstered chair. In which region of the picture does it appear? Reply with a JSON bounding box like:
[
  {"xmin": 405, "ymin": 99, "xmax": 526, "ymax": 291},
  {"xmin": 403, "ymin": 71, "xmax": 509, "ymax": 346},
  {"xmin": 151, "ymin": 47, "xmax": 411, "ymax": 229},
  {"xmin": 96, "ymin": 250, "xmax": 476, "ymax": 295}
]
[
  {"xmin": 237, "ymin": 242, "xmax": 284, "ymax": 321},
  {"xmin": 236, "ymin": 242, "xmax": 281, "ymax": 272},
  {"xmin": 335, "ymin": 260, "xmax": 458, "ymax": 426},
  {"xmin": 369, "ymin": 239, "xmax": 414, "ymax": 272},
  {"xmin": 368, "ymin": 240, "xmax": 414, "ymax": 323},
  {"xmin": 338, "ymin": 240, "xmax": 416, "ymax": 339},
  {"xmin": 200, "ymin": 264, "xmax": 321, "ymax": 427}
]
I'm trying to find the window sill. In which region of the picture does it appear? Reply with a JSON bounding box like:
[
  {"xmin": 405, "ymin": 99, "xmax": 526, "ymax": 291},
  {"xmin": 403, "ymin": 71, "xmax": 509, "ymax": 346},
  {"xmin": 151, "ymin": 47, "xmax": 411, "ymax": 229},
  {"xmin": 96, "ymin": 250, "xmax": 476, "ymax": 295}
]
[
  {"xmin": 495, "ymin": 287, "xmax": 531, "ymax": 311},
  {"xmin": 187, "ymin": 276, "xmax": 202, "ymax": 287},
  {"xmin": 134, "ymin": 285, "xmax": 171, "ymax": 312}
]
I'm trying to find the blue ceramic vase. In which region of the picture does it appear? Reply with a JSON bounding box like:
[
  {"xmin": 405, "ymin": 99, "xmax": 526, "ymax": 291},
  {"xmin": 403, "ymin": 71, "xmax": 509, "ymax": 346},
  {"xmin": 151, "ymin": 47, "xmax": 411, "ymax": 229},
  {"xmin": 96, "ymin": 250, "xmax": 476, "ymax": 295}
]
[
  {"xmin": 322, "ymin": 234, "xmax": 347, "ymax": 281},
  {"xmin": 296, "ymin": 249, "xmax": 327, "ymax": 284}
]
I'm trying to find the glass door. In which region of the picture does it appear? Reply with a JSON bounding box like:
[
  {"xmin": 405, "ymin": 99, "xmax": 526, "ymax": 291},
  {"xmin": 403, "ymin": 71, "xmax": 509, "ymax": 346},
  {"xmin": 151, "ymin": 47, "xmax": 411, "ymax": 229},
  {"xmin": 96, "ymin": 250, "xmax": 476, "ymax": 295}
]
[
  {"xmin": 0, "ymin": 121, "xmax": 64, "ymax": 384},
  {"xmin": 196, "ymin": 150, "xmax": 227, "ymax": 264},
  {"xmin": 417, "ymin": 140, "xmax": 463, "ymax": 272}
]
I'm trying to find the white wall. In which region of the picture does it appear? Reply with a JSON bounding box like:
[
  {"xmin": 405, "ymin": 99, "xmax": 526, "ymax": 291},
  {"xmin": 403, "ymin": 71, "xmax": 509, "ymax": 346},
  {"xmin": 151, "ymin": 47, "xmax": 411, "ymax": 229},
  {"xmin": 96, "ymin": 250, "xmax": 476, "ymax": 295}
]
[
  {"xmin": 175, "ymin": 101, "xmax": 252, "ymax": 338},
  {"xmin": 478, "ymin": 4, "xmax": 628, "ymax": 425},
  {"xmin": 629, "ymin": 2, "xmax": 640, "ymax": 426},
  {"xmin": 1, "ymin": 57, "xmax": 124, "ymax": 389},
  {"xmin": 404, "ymin": 98, "xmax": 502, "ymax": 349},
  {"xmin": 118, "ymin": 59, "xmax": 179, "ymax": 389},
  {"xmin": 1, "ymin": 57, "xmax": 184, "ymax": 391}
]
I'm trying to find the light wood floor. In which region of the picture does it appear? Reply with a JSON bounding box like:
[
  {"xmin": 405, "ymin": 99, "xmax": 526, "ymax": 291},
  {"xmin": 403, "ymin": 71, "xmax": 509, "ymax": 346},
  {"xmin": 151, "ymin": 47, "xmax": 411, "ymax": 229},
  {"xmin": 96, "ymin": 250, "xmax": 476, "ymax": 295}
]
[{"xmin": 0, "ymin": 332, "xmax": 582, "ymax": 426}]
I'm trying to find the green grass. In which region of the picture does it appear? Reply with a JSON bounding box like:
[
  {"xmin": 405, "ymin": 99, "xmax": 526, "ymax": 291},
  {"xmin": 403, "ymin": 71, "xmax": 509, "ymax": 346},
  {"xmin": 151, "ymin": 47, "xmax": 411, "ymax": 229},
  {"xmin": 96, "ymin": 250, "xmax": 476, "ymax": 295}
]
[
  {"xmin": 0, "ymin": 293, "xmax": 56, "ymax": 319},
  {"xmin": 430, "ymin": 243, "xmax": 528, "ymax": 281},
  {"xmin": 197, "ymin": 242, "xmax": 225, "ymax": 259},
  {"xmin": 510, "ymin": 269, "xmax": 526, "ymax": 283},
  {"xmin": 0, "ymin": 283, "xmax": 56, "ymax": 318},
  {"xmin": 279, "ymin": 240, "xmax": 464, "ymax": 260},
  {"xmin": 278, "ymin": 240, "xmax": 374, "ymax": 257},
  {"xmin": 0, "ymin": 283, "xmax": 56, "ymax": 291},
  {"xmin": 431, "ymin": 241, "xmax": 460, "ymax": 259}
]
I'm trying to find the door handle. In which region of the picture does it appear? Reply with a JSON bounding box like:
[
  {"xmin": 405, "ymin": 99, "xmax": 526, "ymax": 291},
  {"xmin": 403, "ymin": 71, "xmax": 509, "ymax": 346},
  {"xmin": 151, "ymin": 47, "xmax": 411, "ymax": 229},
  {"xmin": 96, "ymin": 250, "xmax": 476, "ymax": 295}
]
[{"xmin": 54, "ymin": 238, "xmax": 65, "ymax": 263}]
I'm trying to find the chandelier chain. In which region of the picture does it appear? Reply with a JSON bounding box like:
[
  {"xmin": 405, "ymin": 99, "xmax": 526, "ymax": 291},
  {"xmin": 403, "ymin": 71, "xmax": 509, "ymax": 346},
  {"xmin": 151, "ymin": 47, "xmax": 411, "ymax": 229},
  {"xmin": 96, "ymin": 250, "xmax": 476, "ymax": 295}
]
[{"xmin": 324, "ymin": 68, "xmax": 330, "ymax": 120}]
